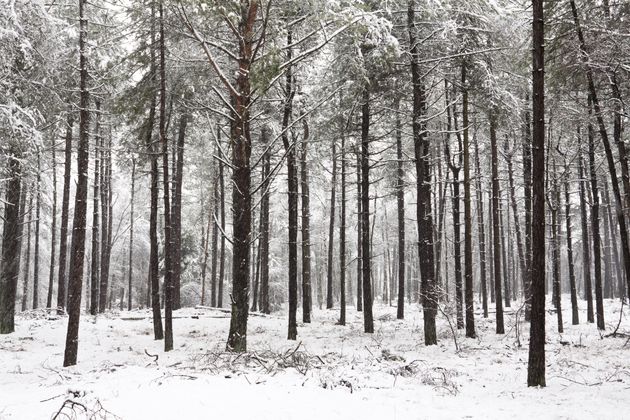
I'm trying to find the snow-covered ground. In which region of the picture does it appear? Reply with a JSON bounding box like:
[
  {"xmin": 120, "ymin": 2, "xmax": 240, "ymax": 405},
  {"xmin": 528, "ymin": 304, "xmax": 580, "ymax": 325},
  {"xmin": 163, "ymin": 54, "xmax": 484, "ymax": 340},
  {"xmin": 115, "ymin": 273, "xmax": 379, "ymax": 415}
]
[{"xmin": 1, "ymin": 296, "xmax": 628, "ymax": 419}]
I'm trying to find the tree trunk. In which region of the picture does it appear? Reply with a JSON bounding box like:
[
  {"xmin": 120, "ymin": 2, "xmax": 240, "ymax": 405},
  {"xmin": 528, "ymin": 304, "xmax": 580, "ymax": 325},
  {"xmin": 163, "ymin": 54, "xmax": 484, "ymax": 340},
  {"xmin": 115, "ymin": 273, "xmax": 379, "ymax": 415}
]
[
  {"xmin": 159, "ymin": 4, "xmax": 174, "ymax": 352},
  {"xmin": 172, "ymin": 111, "xmax": 188, "ymax": 310},
  {"xmin": 490, "ymin": 111, "xmax": 504, "ymax": 334},
  {"xmin": 395, "ymin": 97, "xmax": 406, "ymax": 320},
  {"xmin": 21, "ymin": 188, "xmax": 33, "ymax": 312},
  {"xmin": 63, "ymin": 0, "xmax": 90, "ymax": 366},
  {"xmin": 57, "ymin": 112, "xmax": 73, "ymax": 312},
  {"xmin": 356, "ymin": 147, "xmax": 363, "ymax": 312},
  {"xmin": 218, "ymin": 149, "xmax": 226, "ymax": 309},
  {"xmin": 523, "ymin": 93, "xmax": 533, "ymax": 321},
  {"xmin": 339, "ymin": 119, "xmax": 347, "ymax": 326},
  {"xmin": 475, "ymin": 133, "xmax": 488, "ymax": 318},
  {"xmin": 0, "ymin": 152, "xmax": 23, "ymax": 333},
  {"xmin": 446, "ymin": 90, "xmax": 463, "ymax": 329},
  {"xmin": 259, "ymin": 127, "xmax": 270, "ymax": 314},
  {"xmin": 301, "ymin": 119, "xmax": 312, "ymax": 322},
  {"xmin": 551, "ymin": 165, "xmax": 563, "ymax": 333},
  {"xmin": 360, "ymin": 83, "xmax": 374, "ymax": 334},
  {"xmin": 601, "ymin": 182, "xmax": 614, "ymax": 299},
  {"xmin": 127, "ymin": 159, "xmax": 136, "ymax": 310},
  {"xmin": 577, "ymin": 142, "xmax": 594, "ymax": 322},
  {"xmin": 527, "ymin": 0, "xmax": 546, "ymax": 387},
  {"xmin": 461, "ymin": 64, "xmax": 476, "ymax": 337},
  {"xmin": 47, "ymin": 135, "xmax": 58, "ymax": 309},
  {"xmin": 147, "ymin": 0, "xmax": 163, "ymax": 340},
  {"xmin": 90, "ymin": 106, "xmax": 101, "ymax": 315},
  {"xmin": 563, "ymin": 166, "xmax": 579, "ymax": 325},
  {"xmin": 587, "ymin": 100, "xmax": 605, "ymax": 331},
  {"xmin": 326, "ymin": 137, "xmax": 337, "ymax": 310},
  {"xmin": 226, "ymin": 2, "xmax": 258, "ymax": 352},
  {"xmin": 409, "ymin": 0, "xmax": 437, "ymax": 345},
  {"xmin": 281, "ymin": 29, "xmax": 298, "ymax": 340}
]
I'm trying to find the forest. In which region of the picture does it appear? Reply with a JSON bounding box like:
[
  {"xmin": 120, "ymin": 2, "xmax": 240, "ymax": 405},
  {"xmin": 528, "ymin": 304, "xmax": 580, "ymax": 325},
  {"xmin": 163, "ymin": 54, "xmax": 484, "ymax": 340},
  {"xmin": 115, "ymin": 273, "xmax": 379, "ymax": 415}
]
[{"xmin": 0, "ymin": 0, "xmax": 629, "ymax": 418}]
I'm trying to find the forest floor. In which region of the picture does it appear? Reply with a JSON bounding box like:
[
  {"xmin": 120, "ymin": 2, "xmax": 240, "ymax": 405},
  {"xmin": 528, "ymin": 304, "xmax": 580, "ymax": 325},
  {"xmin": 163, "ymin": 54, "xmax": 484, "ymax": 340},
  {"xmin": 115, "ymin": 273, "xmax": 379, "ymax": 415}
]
[{"xmin": 0, "ymin": 295, "xmax": 629, "ymax": 419}]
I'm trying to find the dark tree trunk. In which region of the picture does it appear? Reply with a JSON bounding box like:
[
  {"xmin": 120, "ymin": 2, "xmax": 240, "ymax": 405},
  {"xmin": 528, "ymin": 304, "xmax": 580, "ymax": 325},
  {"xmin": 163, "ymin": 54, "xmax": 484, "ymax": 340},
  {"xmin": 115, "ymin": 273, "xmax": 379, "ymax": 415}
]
[
  {"xmin": 281, "ymin": 29, "xmax": 298, "ymax": 340},
  {"xmin": 601, "ymin": 182, "xmax": 614, "ymax": 299},
  {"xmin": 523, "ymin": 93, "xmax": 533, "ymax": 321},
  {"xmin": 0, "ymin": 152, "xmax": 22, "ymax": 333},
  {"xmin": 159, "ymin": 4, "xmax": 174, "ymax": 352},
  {"xmin": 587, "ymin": 101, "xmax": 605, "ymax": 331},
  {"xmin": 326, "ymin": 137, "xmax": 337, "ymax": 310},
  {"xmin": 395, "ymin": 97, "xmax": 405, "ymax": 320},
  {"xmin": 259, "ymin": 127, "xmax": 270, "ymax": 314},
  {"xmin": 339, "ymin": 120, "xmax": 347, "ymax": 326},
  {"xmin": 356, "ymin": 147, "xmax": 363, "ymax": 312},
  {"xmin": 445, "ymin": 90, "xmax": 463, "ymax": 329},
  {"xmin": 218, "ymin": 150, "xmax": 226, "ymax": 309},
  {"xmin": 90, "ymin": 107, "xmax": 101, "ymax": 315},
  {"xmin": 301, "ymin": 119, "xmax": 312, "ymax": 323},
  {"xmin": 490, "ymin": 111, "xmax": 504, "ymax": 334},
  {"xmin": 99, "ymin": 134, "xmax": 113, "ymax": 315},
  {"xmin": 500, "ymin": 191, "xmax": 510, "ymax": 309},
  {"xmin": 172, "ymin": 111, "xmax": 188, "ymax": 310},
  {"xmin": 128, "ymin": 159, "xmax": 136, "ymax": 310},
  {"xmin": 63, "ymin": 0, "xmax": 90, "ymax": 366},
  {"xmin": 21, "ymin": 188, "xmax": 33, "ymax": 312},
  {"xmin": 527, "ymin": 0, "xmax": 546, "ymax": 387},
  {"xmin": 505, "ymin": 141, "xmax": 526, "ymax": 301},
  {"xmin": 409, "ymin": 0, "xmax": 437, "ymax": 345},
  {"xmin": 34, "ymin": 166, "xmax": 43, "ymax": 309},
  {"xmin": 47, "ymin": 136, "xmax": 58, "ymax": 309},
  {"xmin": 57, "ymin": 112, "xmax": 73, "ymax": 312},
  {"xmin": 461, "ymin": 64, "xmax": 475, "ymax": 338},
  {"xmin": 226, "ymin": 2, "xmax": 258, "ymax": 352},
  {"xmin": 550, "ymin": 166, "xmax": 563, "ymax": 333},
  {"xmin": 563, "ymin": 166, "xmax": 579, "ymax": 325},
  {"xmin": 147, "ymin": 0, "xmax": 163, "ymax": 340},
  {"xmin": 577, "ymin": 143, "xmax": 594, "ymax": 322},
  {"xmin": 360, "ymin": 84, "xmax": 374, "ymax": 334},
  {"xmin": 475, "ymin": 133, "xmax": 488, "ymax": 318}
]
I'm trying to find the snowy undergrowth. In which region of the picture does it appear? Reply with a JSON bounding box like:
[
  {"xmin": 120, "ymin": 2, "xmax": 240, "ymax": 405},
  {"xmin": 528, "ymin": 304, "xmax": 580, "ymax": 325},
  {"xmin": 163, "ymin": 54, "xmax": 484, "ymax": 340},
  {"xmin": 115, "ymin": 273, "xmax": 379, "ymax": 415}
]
[{"xmin": 0, "ymin": 296, "xmax": 628, "ymax": 419}]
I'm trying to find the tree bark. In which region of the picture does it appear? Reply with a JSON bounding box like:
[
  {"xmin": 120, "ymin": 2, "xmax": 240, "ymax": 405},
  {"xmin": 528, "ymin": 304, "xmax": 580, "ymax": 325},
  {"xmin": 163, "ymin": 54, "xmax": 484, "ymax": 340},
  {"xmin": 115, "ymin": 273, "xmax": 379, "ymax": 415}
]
[
  {"xmin": 281, "ymin": 29, "xmax": 298, "ymax": 340},
  {"xmin": 0, "ymin": 152, "xmax": 23, "ymax": 333},
  {"xmin": 409, "ymin": 0, "xmax": 437, "ymax": 345},
  {"xmin": 259, "ymin": 127, "xmax": 270, "ymax": 314},
  {"xmin": 527, "ymin": 0, "xmax": 546, "ymax": 387},
  {"xmin": 587, "ymin": 100, "xmax": 605, "ymax": 331},
  {"xmin": 57, "ymin": 112, "xmax": 73, "ymax": 312},
  {"xmin": 90, "ymin": 105, "xmax": 101, "ymax": 315},
  {"xmin": 326, "ymin": 137, "xmax": 337, "ymax": 310},
  {"xmin": 360, "ymin": 83, "xmax": 374, "ymax": 334},
  {"xmin": 301, "ymin": 119, "xmax": 312, "ymax": 323},
  {"xmin": 172, "ymin": 111, "xmax": 188, "ymax": 310},
  {"xmin": 395, "ymin": 97, "xmax": 405, "ymax": 320},
  {"xmin": 577, "ymin": 142, "xmax": 594, "ymax": 322},
  {"xmin": 563, "ymin": 165, "xmax": 579, "ymax": 325},
  {"xmin": 226, "ymin": 2, "xmax": 258, "ymax": 352},
  {"xmin": 128, "ymin": 159, "xmax": 135, "ymax": 310},
  {"xmin": 159, "ymin": 4, "xmax": 174, "ymax": 352},
  {"xmin": 47, "ymin": 135, "xmax": 58, "ymax": 309},
  {"xmin": 490, "ymin": 111, "xmax": 504, "ymax": 334},
  {"xmin": 63, "ymin": 0, "xmax": 90, "ymax": 366},
  {"xmin": 474, "ymin": 132, "xmax": 488, "ymax": 318},
  {"xmin": 339, "ymin": 118, "xmax": 347, "ymax": 326},
  {"xmin": 356, "ymin": 147, "xmax": 363, "ymax": 312},
  {"xmin": 21, "ymin": 188, "xmax": 32, "ymax": 312},
  {"xmin": 147, "ymin": 0, "xmax": 163, "ymax": 340},
  {"xmin": 461, "ymin": 64, "xmax": 475, "ymax": 338}
]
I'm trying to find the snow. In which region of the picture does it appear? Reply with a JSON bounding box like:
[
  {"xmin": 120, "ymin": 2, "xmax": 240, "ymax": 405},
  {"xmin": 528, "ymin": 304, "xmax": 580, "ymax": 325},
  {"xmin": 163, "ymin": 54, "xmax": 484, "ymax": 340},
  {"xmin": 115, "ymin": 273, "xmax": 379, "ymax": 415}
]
[{"xmin": 1, "ymin": 296, "xmax": 628, "ymax": 419}]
